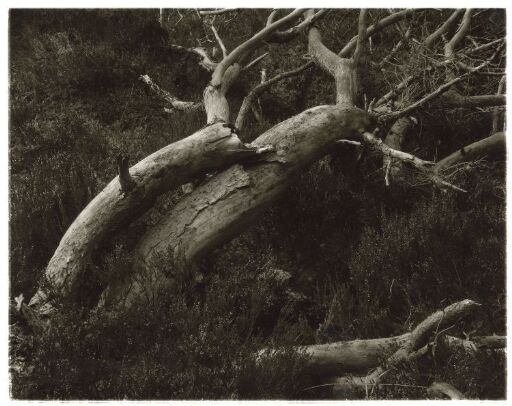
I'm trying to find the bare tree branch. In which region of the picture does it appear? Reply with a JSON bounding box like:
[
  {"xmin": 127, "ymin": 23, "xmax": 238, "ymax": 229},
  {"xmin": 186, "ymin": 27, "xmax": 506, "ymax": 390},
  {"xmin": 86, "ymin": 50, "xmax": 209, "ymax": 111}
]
[
  {"xmin": 433, "ymin": 132, "xmax": 505, "ymax": 175},
  {"xmin": 424, "ymin": 9, "xmax": 465, "ymax": 48},
  {"xmin": 353, "ymin": 9, "xmax": 368, "ymax": 66},
  {"xmin": 378, "ymin": 43, "xmax": 504, "ymax": 122},
  {"xmin": 169, "ymin": 44, "xmax": 217, "ymax": 71},
  {"xmin": 269, "ymin": 9, "xmax": 328, "ymax": 43},
  {"xmin": 305, "ymin": 9, "xmax": 360, "ymax": 105},
  {"xmin": 330, "ymin": 300, "xmax": 481, "ymax": 394},
  {"xmin": 492, "ymin": 75, "xmax": 506, "ymax": 133},
  {"xmin": 199, "ymin": 9, "xmax": 239, "ymax": 16},
  {"xmin": 241, "ymin": 52, "xmax": 269, "ymax": 72},
  {"xmin": 236, "ymin": 61, "xmax": 314, "ymax": 129},
  {"xmin": 338, "ymin": 9, "xmax": 419, "ymax": 57},
  {"xmin": 211, "ymin": 25, "xmax": 228, "ymax": 58},
  {"xmin": 266, "ymin": 9, "xmax": 279, "ymax": 26},
  {"xmin": 444, "ymin": 9, "xmax": 472, "ymax": 58},
  {"xmin": 211, "ymin": 9, "xmax": 305, "ymax": 87},
  {"xmin": 374, "ymin": 38, "xmax": 506, "ymax": 109},
  {"xmin": 378, "ymin": 28, "xmax": 410, "ymax": 68},
  {"xmin": 139, "ymin": 74, "xmax": 203, "ymax": 112},
  {"xmin": 356, "ymin": 128, "xmax": 502, "ymax": 193}
]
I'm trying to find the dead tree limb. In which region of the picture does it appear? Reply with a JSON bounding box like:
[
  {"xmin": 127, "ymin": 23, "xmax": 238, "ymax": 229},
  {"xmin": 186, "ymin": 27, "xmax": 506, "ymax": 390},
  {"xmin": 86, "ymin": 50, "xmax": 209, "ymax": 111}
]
[
  {"xmin": 424, "ymin": 9, "xmax": 465, "ymax": 49},
  {"xmin": 28, "ymin": 124, "xmax": 276, "ymax": 313},
  {"xmin": 433, "ymin": 132, "xmax": 505, "ymax": 178},
  {"xmin": 427, "ymin": 382, "xmax": 465, "ymax": 399},
  {"xmin": 328, "ymin": 300, "xmax": 481, "ymax": 395},
  {"xmin": 139, "ymin": 74, "xmax": 203, "ymax": 113},
  {"xmin": 211, "ymin": 25, "xmax": 228, "ymax": 58},
  {"xmin": 492, "ymin": 75, "xmax": 506, "ymax": 133},
  {"xmin": 199, "ymin": 9, "xmax": 239, "ymax": 16},
  {"xmin": 338, "ymin": 9, "xmax": 419, "ymax": 57},
  {"xmin": 236, "ymin": 61, "xmax": 314, "ymax": 130}
]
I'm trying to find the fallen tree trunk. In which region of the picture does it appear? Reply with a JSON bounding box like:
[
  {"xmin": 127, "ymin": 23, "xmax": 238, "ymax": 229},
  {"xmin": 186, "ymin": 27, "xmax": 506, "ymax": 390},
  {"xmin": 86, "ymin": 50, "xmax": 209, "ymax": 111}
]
[
  {"xmin": 328, "ymin": 299, "xmax": 482, "ymax": 395},
  {"xmin": 434, "ymin": 131, "xmax": 505, "ymax": 174},
  {"xmin": 301, "ymin": 333, "xmax": 505, "ymax": 377},
  {"xmin": 101, "ymin": 105, "xmax": 372, "ymax": 307},
  {"xmin": 28, "ymin": 123, "xmax": 272, "ymax": 312}
]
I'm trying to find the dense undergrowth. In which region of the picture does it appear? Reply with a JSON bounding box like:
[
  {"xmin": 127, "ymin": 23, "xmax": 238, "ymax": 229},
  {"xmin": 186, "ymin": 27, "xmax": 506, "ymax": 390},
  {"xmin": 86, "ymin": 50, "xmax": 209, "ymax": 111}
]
[{"xmin": 9, "ymin": 9, "xmax": 506, "ymax": 399}]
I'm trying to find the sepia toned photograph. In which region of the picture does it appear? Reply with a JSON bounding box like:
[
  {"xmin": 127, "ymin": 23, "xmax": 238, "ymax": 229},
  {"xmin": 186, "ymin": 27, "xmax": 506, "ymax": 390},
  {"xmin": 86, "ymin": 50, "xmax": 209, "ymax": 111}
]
[{"xmin": 8, "ymin": 7, "xmax": 506, "ymax": 400}]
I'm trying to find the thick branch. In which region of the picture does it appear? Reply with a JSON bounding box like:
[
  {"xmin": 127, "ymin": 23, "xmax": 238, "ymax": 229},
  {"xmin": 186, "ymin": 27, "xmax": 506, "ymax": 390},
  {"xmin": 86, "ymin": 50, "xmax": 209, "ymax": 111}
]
[
  {"xmin": 266, "ymin": 10, "xmax": 279, "ymax": 26},
  {"xmin": 438, "ymin": 93, "xmax": 506, "ymax": 109},
  {"xmin": 492, "ymin": 76, "xmax": 506, "ymax": 133},
  {"xmin": 117, "ymin": 155, "xmax": 136, "ymax": 195},
  {"xmin": 306, "ymin": 10, "xmax": 357, "ymax": 105},
  {"xmin": 444, "ymin": 9, "xmax": 472, "ymax": 58},
  {"xmin": 382, "ymin": 117, "xmax": 416, "ymax": 185},
  {"xmin": 353, "ymin": 9, "xmax": 368, "ymax": 65},
  {"xmin": 269, "ymin": 9, "xmax": 328, "ymax": 43},
  {"xmin": 424, "ymin": 9, "xmax": 465, "ymax": 49},
  {"xmin": 433, "ymin": 132, "xmax": 505, "ymax": 175},
  {"xmin": 330, "ymin": 300, "xmax": 481, "ymax": 393},
  {"xmin": 211, "ymin": 9, "xmax": 305, "ymax": 87}
]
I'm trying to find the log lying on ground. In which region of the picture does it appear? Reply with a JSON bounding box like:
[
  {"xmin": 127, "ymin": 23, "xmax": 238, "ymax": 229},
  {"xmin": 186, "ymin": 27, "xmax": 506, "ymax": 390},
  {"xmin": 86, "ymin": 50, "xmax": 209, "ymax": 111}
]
[
  {"xmin": 28, "ymin": 123, "xmax": 274, "ymax": 313},
  {"xmin": 260, "ymin": 334, "xmax": 411, "ymax": 376},
  {"xmin": 259, "ymin": 332, "xmax": 505, "ymax": 379},
  {"xmin": 100, "ymin": 105, "xmax": 373, "ymax": 308},
  {"xmin": 433, "ymin": 132, "xmax": 505, "ymax": 175},
  {"xmin": 329, "ymin": 299, "xmax": 482, "ymax": 395}
]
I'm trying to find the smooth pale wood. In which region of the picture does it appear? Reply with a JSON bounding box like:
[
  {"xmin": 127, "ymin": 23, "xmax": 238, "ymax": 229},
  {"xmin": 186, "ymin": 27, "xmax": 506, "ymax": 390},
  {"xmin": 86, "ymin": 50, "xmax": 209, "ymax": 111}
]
[
  {"xmin": 427, "ymin": 382, "xmax": 465, "ymax": 399},
  {"xmin": 28, "ymin": 123, "xmax": 268, "ymax": 312},
  {"xmin": 298, "ymin": 334, "xmax": 411, "ymax": 375},
  {"xmin": 306, "ymin": 12, "xmax": 357, "ymax": 106}
]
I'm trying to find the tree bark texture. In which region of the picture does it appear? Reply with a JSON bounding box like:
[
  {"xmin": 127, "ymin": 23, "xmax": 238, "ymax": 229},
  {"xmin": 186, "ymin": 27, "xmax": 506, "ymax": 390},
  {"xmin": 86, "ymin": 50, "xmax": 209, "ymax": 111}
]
[
  {"xmin": 29, "ymin": 123, "xmax": 269, "ymax": 312},
  {"xmin": 102, "ymin": 105, "xmax": 372, "ymax": 307}
]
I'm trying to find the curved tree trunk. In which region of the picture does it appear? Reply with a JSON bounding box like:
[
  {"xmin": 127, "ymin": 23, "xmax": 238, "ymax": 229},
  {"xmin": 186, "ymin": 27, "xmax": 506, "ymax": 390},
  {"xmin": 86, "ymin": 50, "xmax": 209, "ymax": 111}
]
[
  {"xmin": 102, "ymin": 105, "xmax": 372, "ymax": 307},
  {"xmin": 28, "ymin": 9, "xmax": 314, "ymax": 312},
  {"xmin": 28, "ymin": 123, "xmax": 269, "ymax": 312},
  {"xmin": 101, "ymin": 9, "xmax": 375, "ymax": 308}
]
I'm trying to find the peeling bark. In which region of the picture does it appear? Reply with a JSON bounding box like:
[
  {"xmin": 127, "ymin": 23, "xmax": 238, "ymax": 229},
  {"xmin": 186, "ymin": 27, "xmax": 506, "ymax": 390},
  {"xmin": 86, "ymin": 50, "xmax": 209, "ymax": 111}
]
[
  {"xmin": 28, "ymin": 124, "xmax": 272, "ymax": 312},
  {"xmin": 102, "ymin": 105, "xmax": 372, "ymax": 307}
]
